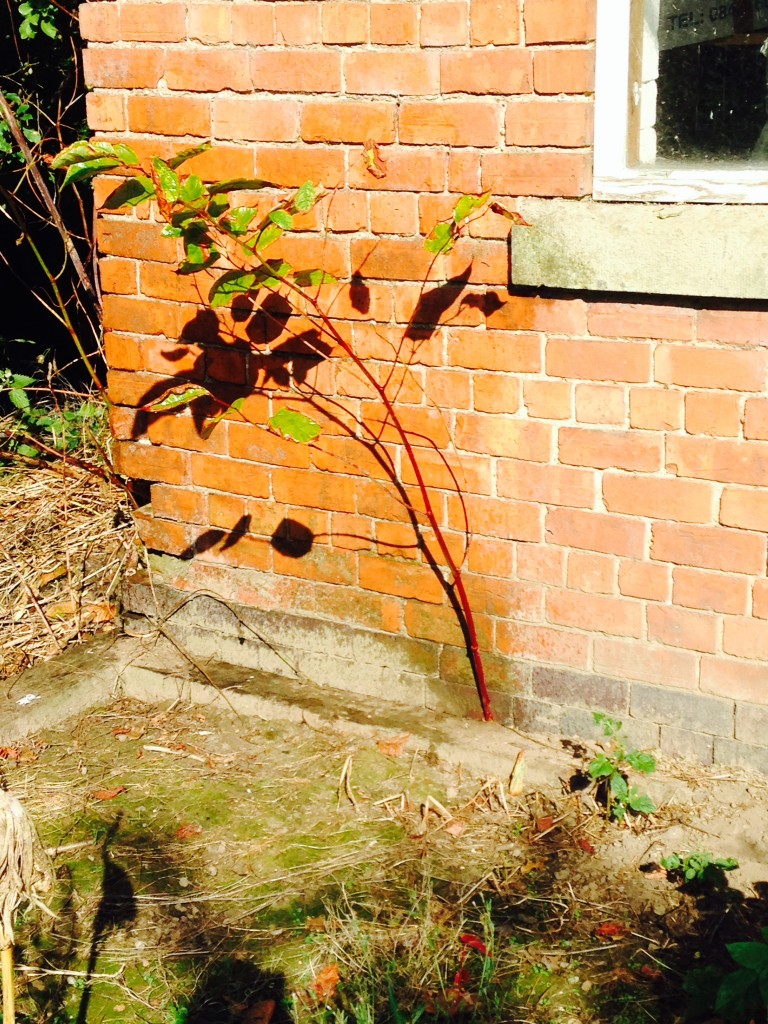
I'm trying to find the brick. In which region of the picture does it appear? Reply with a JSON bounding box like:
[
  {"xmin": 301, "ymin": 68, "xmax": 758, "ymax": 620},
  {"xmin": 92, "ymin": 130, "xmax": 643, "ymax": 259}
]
[
  {"xmin": 594, "ymin": 637, "xmax": 699, "ymax": 688},
  {"xmin": 116, "ymin": 441, "xmax": 187, "ymax": 485},
  {"xmin": 656, "ymin": 346, "xmax": 767, "ymax": 392},
  {"xmin": 399, "ymin": 101, "xmax": 501, "ymax": 146},
  {"xmin": 466, "ymin": 536, "xmax": 515, "ymax": 576},
  {"xmin": 533, "ymin": 47, "xmax": 594, "ymax": 94},
  {"xmin": 465, "ymin": 574, "xmax": 542, "ymax": 619},
  {"xmin": 231, "ymin": 4, "xmax": 274, "ymax": 44},
  {"xmin": 559, "ymin": 427, "xmax": 662, "ymax": 472},
  {"xmin": 405, "ymin": 599, "xmax": 471, "ymax": 646},
  {"xmin": 421, "ymin": 1, "xmax": 468, "ymax": 45},
  {"xmin": 359, "ymin": 554, "xmax": 445, "ymax": 602},
  {"xmin": 516, "ymin": 543, "xmax": 565, "ymax": 584},
  {"xmin": 685, "ymin": 392, "xmax": 741, "ymax": 438},
  {"xmin": 121, "ymin": 2, "xmax": 185, "ymax": 41},
  {"xmin": 273, "ymin": 467, "xmax": 357, "ymax": 513},
  {"xmin": 448, "ymin": 329, "xmax": 541, "ymax": 372},
  {"xmin": 723, "ymin": 617, "xmax": 768, "ymax": 662},
  {"xmin": 631, "ymin": 682, "xmax": 732, "ymax": 736},
  {"xmin": 191, "ymin": 454, "xmax": 271, "ymax": 498},
  {"xmin": 369, "ymin": 192, "xmax": 419, "ymax": 235},
  {"xmin": 448, "ymin": 494, "xmax": 543, "ymax": 541},
  {"xmin": 697, "ymin": 309, "xmax": 768, "ymax": 345},
  {"xmin": 327, "ymin": 191, "xmax": 369, "ymax": 233},
  {"xmin": 83, "ymin": 48, "xmax": 164, "ymax": 89},
  {"xmin": 720, "ymin": 488, "xmax": 768, "ymax": 532},
  {"xmin": 439, "ymin": 645, "xmax": 529, "ymax": 693},
  {"xmin": 147, "ymin": 412, "xmax": 227, "ymax": 455},
  {"xmin": 426, "ymin": 368, "xmax": 474, "ymax": 411},
  {"xmin": 744, "ymin": 398, "xmax": 768, "ymax": 439},
  {"xmin": 254, "ymin": 146, "xmax": 346, "ymax": 189},
  {"xmin": 351, "ymin": 238, "xmax": 440, "ymax": 281},
  {"xmin": 659, "ymin": 726, "xmax": 715, "ymax": 765},
  {"xmin": 487, "ymin": 294, "xmax": 588, "ymax": 334},
  {"xmin": 86, "ymin": 92, "xmax": 126, "ymax": 132},
  {"xmin": 603, "ymin": 472, "xmax": 715, "ymax": 524},
  {"xmin": 498, "ymin": 621, "xmax": 591, "ymax": 669},
  {"xmin": 546, "ymin": 508, "xmax": 647, "ymax": 558},
  {"xmin": 524, "ymin": 0, "xmax": 595, "ymax": 42},
  {"xmin": 701, "ymin": 657, "xmax": 768, "ymax": 704},
  {"xmin": 103, "ymin": 295, "xmax": 180, "ymax": 338},
  {"xmin": 369, "ymin": 3, "xmax": 418, "ymax": 44},
  {"xmin": 188, "ymin": 3, "xmax": 231, "ymax": 42},
  {"xmin": 523, "ymin": 380, "xmax": 572, "ymax": 419},
  {"xmin": 128, "ymin": 95, "xmax": 211, "ymax": 138},
  {"xmin": 482, "ymin": 150, "xmax": 591, "ymax": 197},
  {"xmin": 100, "ymin": 258, "xmax": 137, "ymax": 296},
  {"xmin": 575, "ymin": 383, "xmax": 626, "ymax": 425},
  {"xmin": 134, "ymin": 510, "xmax": 194, "ymax": 557},
  {"xmin": 546, "ymin": 589, "xmax": 642, "ymax": 637},
  {"xmin": 179, "ymin": 145, "xmax": 256, "ymax": 183},
  {"xmin": 440, "ymin": 49, "xmax": 532, "ymax": 94},
  {"xmin": 472, "ymin": 372, "xmax": 519, "ymax": 413},
  {"xmin": 618, "ymin": 560, "xmax": 670, "ymax": 601},
  {"xmin": 666, "ymin": 436, "xmax": 768, "ymax": 487},
  {"xmin": 105, "ymin": 332, "xmax": 143, "ymax": 372},
  {"xmin": 532, "ymin": 665, "xmax": 628, "ymax": 712},
  {"xmin": 673, "ymin": 568, "xmax": 748, "ymax": 615},
  {"xmin": 166, "ymin": 49, "xmax": 252, "ymax": 92},
  {"xmin": 349, "ymin": 147, "xmax": 449, "ymax": 191},
  {"xmin": 403, "ymin": 446, "xmax": 492, "ymax": 493},
  {"xmin": 250, "ymin": 50, "xmax": 341, "ymax": 92},
  {"xmin": 322, "ymin": 2, "xmax": 368, "ymax": 43},
  {"xmin": 588, "ymin": 303, "xmax": 695, "ymax": 342},
  {"xmin": 547, "ymin": 337, "xmax": 651, "ymax": 383},
  {"xmin": 78, "ymin": 2, "xmax": 119, "ymax": 41},
  {"xmin": 274, "ymin": 2, "xmax": 321, "ymax": 43},
  {"xmin": 505, "ymin": 98, "xmax": 592, "ymax": 146},
  {"xmin": 754, "ymin": 579, "xmax": 768, "ymax": 619},
  {"xmin": 651, "ymin": 522, "xmax": 766, "ymax": 574},
  {"xmin": 302, "ymin": 100, "xmax": 395, "ymax": 144},
  {"xmin": 498, "ymin": 459, "xmax": 595, "ymax": 508},
  {"xmin": 470, "ymin": 0, "xmax": 520, "ymax": 44},
  {"xmin": 566, "ymin": 550, "xmax": 615, "ymax": 593},
  {"xmin": 449, "ymin": 149, "xmax": 482, "ymax": 192},
  {"xmin": 456, "ymin": 415, "xmax": 552, "ymax": 460},
  {"xmin": 629, "ymin": 388, "xmax": 684, "ymax": 430},
  {"xmin": 647, "ymin": 604, "xmax": 718, "ymax": 654},
  {"xmin": 228, "ymin": 422, "xmax": 310, "ymax": 469},
  {"xmin": 151, "ymin": 484, "xmax": 207, "ymax": 525},
  {"xmin": 735, "ymin": 703, "xmax": 768, "ymax": 746},
  {"xmin": 346, "ymin": 51, "xmax": 439, "ymax": 95},
  {"xmin": 214, "ymin": 97, "xmax": 299, "ymax": 142},
  {"xmin": 446, "ymin": 238, "xmax": 508, "ymax": 285}
]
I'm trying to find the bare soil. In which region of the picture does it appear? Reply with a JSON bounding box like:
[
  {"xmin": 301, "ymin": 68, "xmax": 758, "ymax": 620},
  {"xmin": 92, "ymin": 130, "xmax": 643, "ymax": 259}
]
[{"xmin": 2, "ymin": 694, "xmax": 767, "ymax": 1024}]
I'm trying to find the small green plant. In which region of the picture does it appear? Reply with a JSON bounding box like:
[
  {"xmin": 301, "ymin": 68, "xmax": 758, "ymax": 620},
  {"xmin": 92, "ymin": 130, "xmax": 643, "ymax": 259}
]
[
  {"xmin": 1, "ymin": 368, "xmax": 105, "ymax": 458},
  {"xmin": 661, "ymin": 850, "xmax": 738, "ymax": 887},
  {"xmin": 588, "ymin": 713, "xmax": 656, "ymax": 822},
  {"xmin": 685, "ymin": 928, "xmax": 768, "ymax": 1023}
]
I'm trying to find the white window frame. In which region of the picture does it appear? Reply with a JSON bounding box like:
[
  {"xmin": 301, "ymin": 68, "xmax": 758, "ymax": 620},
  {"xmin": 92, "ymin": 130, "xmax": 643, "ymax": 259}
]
[{"xmin": 594, "ymin": 0, "xmax": 768, "ymax": 202}]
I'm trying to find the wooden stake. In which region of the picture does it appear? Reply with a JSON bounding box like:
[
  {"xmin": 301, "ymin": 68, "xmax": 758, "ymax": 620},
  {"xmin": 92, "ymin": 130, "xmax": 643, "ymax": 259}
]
[{"xmin": 1, "ymin": 945, "xmax": 15, "ymax": 1024}]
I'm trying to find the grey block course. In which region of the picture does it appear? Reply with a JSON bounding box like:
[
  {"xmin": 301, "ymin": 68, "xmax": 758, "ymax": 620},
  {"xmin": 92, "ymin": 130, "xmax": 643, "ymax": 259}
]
[
  {"xmin": 631, "ymin": 683, "xmax": 734, "ymax": 737},
  {"xmin": 660, "ymin": 725, "xmax": 715, "ymax": 765},
  {"xmin": 532, "ymin": 666, "xmax": 629, "ymax": 714},
  {"xmin": 714, "ymin": 737, "xmax": 768, "ymax": 774},
  {"xmin": 735, "ymin": 703, "xmax": 768, "ymax": 747}
]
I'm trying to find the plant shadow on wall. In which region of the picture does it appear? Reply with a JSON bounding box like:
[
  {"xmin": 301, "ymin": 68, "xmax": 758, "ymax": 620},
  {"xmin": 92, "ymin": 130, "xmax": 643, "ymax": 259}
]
[{"xmin": 53, "ymin": 140, "xmax": 526, "ymax": 722}]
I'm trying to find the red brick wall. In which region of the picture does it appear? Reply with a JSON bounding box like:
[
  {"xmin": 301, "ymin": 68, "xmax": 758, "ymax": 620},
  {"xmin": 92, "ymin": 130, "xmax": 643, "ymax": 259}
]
[{"xmin": 81, "ymin": 0, "xmax": 768, "ymax": 765}]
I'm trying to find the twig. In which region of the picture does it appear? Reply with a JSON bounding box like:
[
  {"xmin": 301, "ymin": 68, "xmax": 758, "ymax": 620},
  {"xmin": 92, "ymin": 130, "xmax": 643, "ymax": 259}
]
[
  {"xmin": 337, "ymin": 755, "xmax": 359, "ymax": 810},
  {"xmin": 0, "ymin": 538, "xmax": 63, "ymax": 651}
]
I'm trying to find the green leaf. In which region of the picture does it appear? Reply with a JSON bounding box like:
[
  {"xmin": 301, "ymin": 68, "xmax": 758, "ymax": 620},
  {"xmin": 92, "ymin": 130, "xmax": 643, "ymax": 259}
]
[
  {"xmin": 292, "ymin": 269, "xmax": 337, "ymax": 288},
  {"xmin": 161, "ymin": 224, "xmax": 184, "ymax": 239},
  {"xmin": 16, "ymin": 443, "xmax": 40, "ymax": 458},
  {"xmin": 254, "ymin": 222, "xmax": 283, "ymax": 251},
  {"xmin": 625, "ymin": 750, "xmax": 656, "ymax": 775},
  {"xmin": 269, "ymin": 408, "xmax": 322, "ymax": 444},
  {"xmin": 201, "ymin": 396, "xmax": 245, "ymax": 439},
  {"xmin": 225, "ymin": 207, "xmax": 258, "ymax": 234},
  {"xmin": 715, "ymin": 968, "xmax": 763, "ymax": 1021},
  {"xmin": 11, "ymin": 374, "xmax": 36, "ymax": 388},
  {"xmin": 209, "ymin": 270, "xmax": 260, "ymax": 309},
  {"xmin": 8, "ymin": 388, "xmax": 30, "ymax": 411},
  {"xmin": 183, "ymin": 242, "xmax": 207, "ymax": 266},
  {"xmin": 588, "ymin": 754, "xmax": 614, "ymax": 779},
  {"xmin": 103, "ymin": 176, "xmax": 156, "ymax": 209},
  {"xmin": 168, "ymin": 143, "xmax": 211, "ymax": 169},
  {"xmin": 453, "ymin": 191, "xmax": 491, "ymax": 225},
  {"xmin": 660, "ymin": 854, "xmax": 681, "ymax": 871},
  {"xmin": 269, "ymin": 208, "xmax": 293, "ymax": 230},
  {"xmin": 714, "ymin": 858, "xmax": 739, "ymax": 872},
  {"xmin": 52, "ymin": 141, "xmax": 95, "ymax": 169},
  {"xmin": 152, "ymin": 157, "xmax": 181, "ymax": 203},
  {"xmin": 208, "ymin": 177, "xmax": 277, "ymax": 194},
  {"xmin": 61, "ymin": 157, "xmax": 121, "ymax": 188},
  {"xmin": 178, "ymin": 251, "xmax": 219, "ymax": 275},
  {"xmin": 179, "ymin": 174, "xmax": 206, "ymax": 203},
  {"xmin": 610, "ymin": 772, "xmax": 629, "ymax": 801},
  {"xmin": 627, "ymin": 791, "xmax": 655, "ymax": 815},
  {"xmin": 728, "ymin": 942, "xmax": 768, "ymax": 972},
  {"xmin": 113, "ymin": 143, "xmax": 139, "ymax": 166},
  {"xmin": 293, "ymin": 181, "xmax": 319, "ymax": 213},
  {"xmin": 424, "ymin": 221, "xmax": 456, "ymax": 255},
  {"xmin": 144, "ymin": 385, "xmax": 209, "ymax": 412}
]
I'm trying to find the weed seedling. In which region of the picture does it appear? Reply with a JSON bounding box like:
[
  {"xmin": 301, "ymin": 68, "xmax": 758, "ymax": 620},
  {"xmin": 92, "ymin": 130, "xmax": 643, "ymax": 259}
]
[
  {"xmin": 684, "ymin": 927, "xmax": 768, "ymax": 1023},
  {"xmin": 587, "ymin": 714, "xmax": 656, "ymax": 822},
  {"xmin": 661, "ymin": 850, "xmax": 738, "ymax": 888}
]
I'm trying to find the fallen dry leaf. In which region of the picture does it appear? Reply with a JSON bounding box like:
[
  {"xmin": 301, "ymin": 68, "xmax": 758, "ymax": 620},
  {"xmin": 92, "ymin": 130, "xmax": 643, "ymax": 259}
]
[
  {"xmin": 638, "ymin": 965, "xmax": 663, "ymax": 982},
  {"xmin": 594, "ymin": 921, "xmax": 631, "ymax": 940},
  {"xmin": 90, "ymin": 786, "xmax": 127, "ymax": 802},
  {"xmin": 0, "ymin": 747, "xmax": 20, "ymax": 761},
  {"xmin": 444, "ymin": 818, "xmax": 467, "ymax": 837},
  {"xmin": 363, "ymin": 139, "xmax": 386, "ymax": 179},
  {"xmin": 508, "ymin": 750, "xmax": 526, "ymax": 797},
  {"xmin": 578, "ymin": 838, "xmax": 596, "ymax": 856},
  {"xmin": 520, "ymin": 859, "xmax": 546, "ymax": 875},
  {"xmin": 176, "ymin": 823, "xmax": 203, "ymax": 840},
  {"xmin": 535, "ymin": 815, "xmax": 555, "ymax": 832},
  {"xmin": 376, "ymin": 732, "xmax": 410, "ymax": 757},
  {"xmin": 313, "ymin": 963, "xmax": 340, "ymax": 1003},
  {"xmin": 460, "ymin": 933, "xmax": 490, "ymax": 957}
]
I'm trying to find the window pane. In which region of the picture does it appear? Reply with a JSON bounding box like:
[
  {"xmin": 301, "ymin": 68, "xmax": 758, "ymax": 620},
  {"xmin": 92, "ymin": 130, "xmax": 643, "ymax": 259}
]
[{"xmin": 632, "ymin": 0, "xmax": 768, "ymax": 164}]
